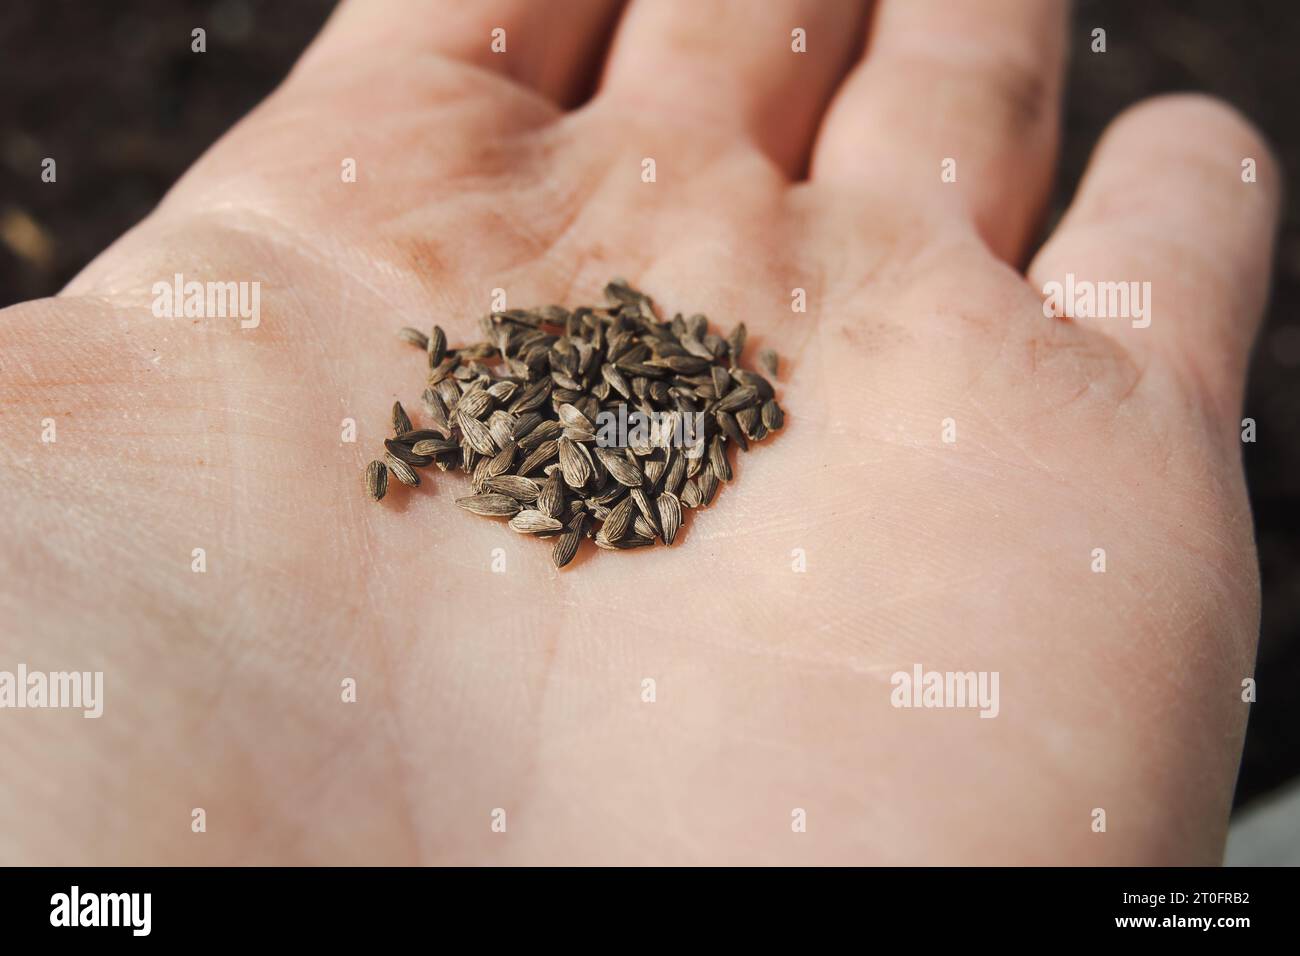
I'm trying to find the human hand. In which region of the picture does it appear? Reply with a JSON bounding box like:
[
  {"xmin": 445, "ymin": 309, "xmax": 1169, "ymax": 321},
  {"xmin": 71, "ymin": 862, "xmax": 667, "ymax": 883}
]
[{"xmin": 0, "ymin": 0, "xmax": 1279, "ymax": 864}]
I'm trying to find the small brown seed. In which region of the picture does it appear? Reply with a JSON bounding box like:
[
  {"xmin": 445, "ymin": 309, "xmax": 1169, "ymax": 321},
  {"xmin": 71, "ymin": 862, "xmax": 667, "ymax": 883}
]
[
  {"xmin": 758, "ymin": 347, "xmax": 779, "ymax": 378},
  {"xmin": 558, "ymin": 437, "xmax": 593, "ymax": 489},
  {"xmin": 455, "ymin": 493, "xmax": 521, "ymax": 517},
  {"xmin": 716, "ymin": 385, "xmax": 759, "ymax": 413},
  {"xmin": 711, "ymin": 365, "xmax": 731, "ymax": 398},
  {"xmin": 485, "ymin": 474, "xmax": 541, "ymax": 502},
  {"xmin": 595, "ymin": 447, "xmax": 644, "ymax": 488},
  {"xmin": 509, "ymin": 510, "xmax": 564, "ymax": 534},
  {"xmin": 458, "ymin": 413, "xmax": 498, "ymax": 456},
  {"xmin": 517, "ymin": 439, "xmax": 559, "ymax": 475},
  {"xmin": 384, "ymin": 438, "xmax": 433, "ymax": 467},
  {"xmin": 761, "ymin": 399, "xmax": 784, "ymax": 431},
  {"xmin": 630, "ymin": 487, "xmax": 659, "ymax": 536},
  {"xmin": 663, "ymin": 451, "xmax": 686, "ymax": 496},
  {"xmin": 365, "ymin": 460, "xmax": 388, "ymax": 501},
  {"xmin": 518, "ymin": 419, "xmax": 563, "ymax": 451},
  {"xmin": 551, "ymin": 516, "xmax": 585, "ymax": 569},
  {"xmin": 698, "ymin": 467, "xmax": 719, "ymax": 505},
  {"xmin": 708, "ymin": 435, "xmax": 731, "ymax": 483},
  {"xmin": 657, "ymin": 492, "xmax": 682, "ymax": 545},
  {"xmin": 392, "ymin": 401, "xmax": 412, "ymax": 437},
  {"xmin": 601, "ymin": 495, "xmax": 637, "ymax": 542},
  {"xmin": 411, "ymin": 438, "xmax": 459, "ymax": 456},
  {"xmin": 427, "ymin": 325, "xmax": 447, "ymax": 367},
  {"xmin": 421, "ymin": 388, "xmax": 451, "ymax": 437},
  {"xmin": 727, "ymin": 322, "xmax": 747, "ymax": 365},
  {"xmin": 486, "ymin": 440, "xmax": 517, "ymax": 477},
  {"xmin": 715, "ymin": 410, "xmax": 748, "ymax": 452},
  {"xmin": 455, "ymin": 388, "xmax": 492, "ymax": 422},
  {"xmin": 398, "ymin": 327, "xmax": 429, "ymax": 349},
  {"xmin": 537, "ymin": 471, "xmax": 565, "ymax": 518},
  {"xmin": 680, "ymin": 478, "xmax": 701, "ymax": 508},
  {"xmin": 384, "ymin": 452, "xmax": 420, "ymax": 487}
]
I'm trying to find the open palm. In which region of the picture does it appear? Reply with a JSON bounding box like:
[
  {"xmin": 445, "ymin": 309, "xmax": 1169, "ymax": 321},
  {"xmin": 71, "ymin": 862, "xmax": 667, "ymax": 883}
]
[{"xmin": 0, "ymin": 0, "xmax": 1279, "ymax": 864}]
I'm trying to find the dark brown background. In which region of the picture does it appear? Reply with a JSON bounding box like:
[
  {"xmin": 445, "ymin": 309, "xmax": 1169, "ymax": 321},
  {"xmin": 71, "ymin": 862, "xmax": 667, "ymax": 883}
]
[{"xmin": 1, "ymin": 0, "xmax": 1295, "ymax": 811}]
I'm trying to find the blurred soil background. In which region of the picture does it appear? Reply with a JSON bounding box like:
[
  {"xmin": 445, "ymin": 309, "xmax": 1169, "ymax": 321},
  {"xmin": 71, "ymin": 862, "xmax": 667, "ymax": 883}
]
[{"xmin": 1, "ymin": 0, "xmax": 1296, "ymax": 811}]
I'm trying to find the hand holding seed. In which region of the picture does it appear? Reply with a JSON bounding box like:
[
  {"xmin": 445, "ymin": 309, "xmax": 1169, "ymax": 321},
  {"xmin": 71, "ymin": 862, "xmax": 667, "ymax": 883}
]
[{"xmin": 0, "ymin": 0, "xmax": 1280, "ymax": 864}]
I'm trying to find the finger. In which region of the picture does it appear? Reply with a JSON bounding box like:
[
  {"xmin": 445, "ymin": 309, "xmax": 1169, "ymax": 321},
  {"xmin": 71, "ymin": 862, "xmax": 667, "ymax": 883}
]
[
  {"xmin": 812, "ymin": 0, "xmax": 1067, "ymax": 262},
  {"xmin": 1029, "ymin": 94, "xmax": 1282, "ymax": 416},
  {"xmin": 599, "ymin": 0, "xmax": 870, "ymax": 177},
  {"xmin": 298, "ymin": 0, "xmax": 627, "ymax": 108}
]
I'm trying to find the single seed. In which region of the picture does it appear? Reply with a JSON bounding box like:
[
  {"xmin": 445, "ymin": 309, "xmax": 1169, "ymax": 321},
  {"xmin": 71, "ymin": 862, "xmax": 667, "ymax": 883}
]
[
  {"xmin": 385, "ymin": 438, "xmax": 433, "ymax": 467},
  {"xmin": 663, "ymin": 451, "xmax": 686, "ymax": 496},
  {"xmin": 384, "ymin": 452, "xmax": 420, "ymax": 487},
  {"xmin": 427, "ymin": 325, "xmax": 447, "ymax": 368},
  {"xmin": 459, "ymin": 413, "xmax": 498, "ymax": 456},
  {"xmin": 601, "ymin": 495, "xmax": 637, "ymax": 542},
  {"xmin": 715, "ymin": 410, "xmax": 748, "ymax": 451},
  {"xmin": 365, "ymin": 460, "xmax": 388, "ymax": 501},
  {"xmin": 595, "ymin": 447, "xmax": 644, "ymax": 488},
  {"xmin": 485, "ymin": 474, "xmax": 541, "ymax": 502},
  {"xmin": 537, "ymin": 471, "xmax": 565, "ymax": 518},
  {"xmin": 711, "ymin": 365, "xmax": 731, "ymax": 397},
  {"xmin": 455, "ymin": 388, "xmax": 492, "ymax": 422},
  {"xmin": 398, "ymin": 327, "xmax": 429, "ymax": 349},
  {"xmin": 716, "ymin": 385, "xmax": 759, "ymax": 413},
  {"xmin": 509, "ymin": 510, "xmax": 564, "ymax": 534},
  {"xmin": 455, "ymin": 493, "xmax": 521, "ymax": 517},
  {"xmin": 517, "ymin": 439, "xmax": 559, "ymax": 475},
  {"xmin": 551, "ymin": 514, "xmax": 585, "ymax": 569},
  {"xmin": 698, "ymin": 467, "xmax": 719, "ymax": 505},
  {"xmin": 657, "ymin": 492, "xmax": 682, "ymax": 545},
  {"xmin": 411, "ymin": 438, "xmax": 459, "ymax": 456},
  {"xmin": 558, "ymin": 437, "xmax": 593, "ymax": 489},
  {"xmin": 727, "ymin": 322, "xmax": 747, "ymax": 365},
  {"xmin": 630, "ymin": 487, "xmax": 659, "ymax": 536},
  {"xmin": 758, "ymin": 347, "xmax": 779, "ymax": 378},
  {"xmin": 392, "ymin": 401, "xmax": 412, "ymax": 437},
  {"xmin": 681, "ymin": 478, "xmax": 701, "ymax": 508},
  {"xmin": 761, "ymin": 399, "xmax": 784, "ymax": 431},
  {"xmin": 708, "ymin": 435, "xmax": 731, "ymax": 483}
]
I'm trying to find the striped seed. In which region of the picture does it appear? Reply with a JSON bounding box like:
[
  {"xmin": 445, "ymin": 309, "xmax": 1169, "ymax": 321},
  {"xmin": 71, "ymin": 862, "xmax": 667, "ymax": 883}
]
[
  {"xmin": 392, "ymin": 401, "xmax": 412, "ymax": 437},
  {"xmin": 657, "ymin": 492, "xmax": 682, "ymax": 545},
  {"xmin": 517, "ymin": 439, "xmax": 559, "ymax": 476},
  {"xmin": 537, "ymin": 471, "xmax": 565, "ymax": 518},
  {"xmin": 459, "ymin": 413, "xmax": 498, "ymax": 456},
  {"xmin": 761, "ymin": 399, "xmax": 784, "ymax": 431},
  {"xmin": 558, "ymin": 437, "xmax": 593, "ymax": 489},
  {"xmin": 551, "ymin": 514, "xmax": 586, "ymax": 569},
  {"xmin": 595, "ymin": 447, "xmax": 644, "ymax": 488},
  {"xmin": 509, "ymin": 510, "xmax": 564, "ymax": 535},
  {"xmin": 485, "ymin": 474, "xmax": 541, "ymax": 502},
  {"xmin": 455, "ymin": 494, "xmax": 521, "ymax": 517},
  {"xmin": 398, "ymin": 327, "xmax": 429, "ymax": 349},
  {"xmin": 365, "ymin": 460, "xmax": 388, "ymax": 501},
  {"xmin": 384, "ymin": 452, "xmax": 420, "ymax": 487}
]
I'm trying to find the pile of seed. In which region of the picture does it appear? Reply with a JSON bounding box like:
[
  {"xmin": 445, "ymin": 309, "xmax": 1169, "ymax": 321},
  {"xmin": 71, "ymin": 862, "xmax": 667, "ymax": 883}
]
[{"xmin": 363, "ymin": 278, "xmax": 784, "ymax": 568}]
